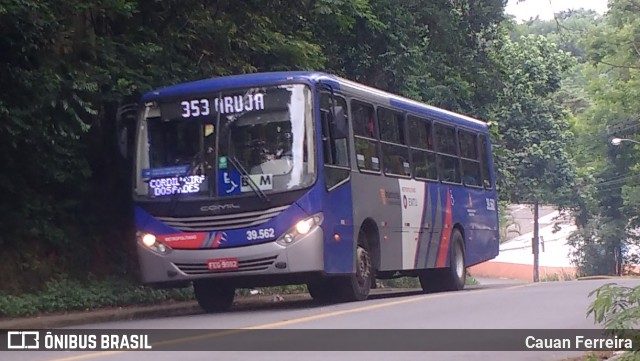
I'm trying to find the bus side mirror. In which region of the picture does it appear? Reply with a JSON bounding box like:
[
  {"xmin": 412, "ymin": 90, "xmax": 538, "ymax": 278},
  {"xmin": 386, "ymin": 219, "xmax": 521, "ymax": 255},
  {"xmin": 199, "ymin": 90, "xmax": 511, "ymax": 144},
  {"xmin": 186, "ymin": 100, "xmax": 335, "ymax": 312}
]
[{"xmin": 332, "ymin": 106, "xmax": 348, "ymax": 139}]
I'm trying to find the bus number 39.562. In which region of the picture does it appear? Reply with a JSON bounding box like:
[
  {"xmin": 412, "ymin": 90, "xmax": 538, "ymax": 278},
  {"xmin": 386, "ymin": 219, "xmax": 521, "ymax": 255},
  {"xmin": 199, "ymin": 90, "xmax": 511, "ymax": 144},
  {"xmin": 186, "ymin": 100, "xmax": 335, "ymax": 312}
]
[{"xmin": 246, "ymin": 228, "xmax": 275, "ymax": 241}]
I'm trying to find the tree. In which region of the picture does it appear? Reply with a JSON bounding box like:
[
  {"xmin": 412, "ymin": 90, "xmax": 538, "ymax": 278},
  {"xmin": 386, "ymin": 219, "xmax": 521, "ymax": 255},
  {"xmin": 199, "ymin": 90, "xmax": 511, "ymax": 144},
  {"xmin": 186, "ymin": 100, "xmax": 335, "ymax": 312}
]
[
  {"xmin": 489, "ymin": 33, "xmax": 577, "ymax": 206},
  {"xmin": 0, "ymin": 0, "xmax": 337, "ymax": 292},
  {"xmin": 0, "ymin": 0, "xmax": 511, "ymax": 292},
  {"xmin": 486, "ymin": 32, "xmax": 579, "ymax": 280},
  {"xmin": 564, "ymin": 0, "xmax": 640, "ymax": 276}
]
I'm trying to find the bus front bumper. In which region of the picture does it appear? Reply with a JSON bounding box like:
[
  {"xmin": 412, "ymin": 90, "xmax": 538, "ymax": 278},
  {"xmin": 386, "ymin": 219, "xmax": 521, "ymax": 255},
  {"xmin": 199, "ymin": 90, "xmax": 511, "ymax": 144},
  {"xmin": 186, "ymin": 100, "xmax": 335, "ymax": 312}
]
[{"xmin": 136, "ymin": 226, "xmax": 325, "ymax": 285}]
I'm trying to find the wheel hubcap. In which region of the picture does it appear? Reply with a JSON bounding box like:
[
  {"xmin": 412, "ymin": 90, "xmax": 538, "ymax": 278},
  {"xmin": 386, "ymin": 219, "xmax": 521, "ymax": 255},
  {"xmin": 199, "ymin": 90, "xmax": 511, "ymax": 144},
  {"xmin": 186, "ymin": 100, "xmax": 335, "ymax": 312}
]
[
  {"xmin": 454, "ymin": 243, "xmax": 464, "ymax": 279},
  {"xmin": 356, "ymin": 246, "xmax": 370, "ymax": 288}
]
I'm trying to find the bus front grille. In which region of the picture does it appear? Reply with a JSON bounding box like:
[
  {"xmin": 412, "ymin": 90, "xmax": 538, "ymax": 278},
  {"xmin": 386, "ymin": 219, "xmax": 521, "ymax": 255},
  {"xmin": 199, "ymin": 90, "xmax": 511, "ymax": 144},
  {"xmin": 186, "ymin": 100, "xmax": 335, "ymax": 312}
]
[
  {"xmin": 173, "ymin": 255, "xmax": 278, "ymax": 275},
  {"xmin": 156, "ymin": 205, "xmax": 289, "ymax": 232}
]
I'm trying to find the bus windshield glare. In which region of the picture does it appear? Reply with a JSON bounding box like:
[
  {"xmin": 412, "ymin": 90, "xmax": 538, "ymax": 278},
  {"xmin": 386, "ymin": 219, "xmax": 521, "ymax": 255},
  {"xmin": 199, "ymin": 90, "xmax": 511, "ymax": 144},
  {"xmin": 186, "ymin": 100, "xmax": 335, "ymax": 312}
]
[{"xmin": 134, "ymin": 84, "xmax": 315, "ymax": 199}]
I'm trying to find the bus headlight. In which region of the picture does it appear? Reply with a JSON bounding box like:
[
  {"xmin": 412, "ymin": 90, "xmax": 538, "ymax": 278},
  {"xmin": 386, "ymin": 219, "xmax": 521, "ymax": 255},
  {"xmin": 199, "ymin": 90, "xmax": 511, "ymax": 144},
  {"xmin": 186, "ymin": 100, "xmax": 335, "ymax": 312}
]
[
  {"xmin": 276, "ymin": 213, "xmax": 323, "ymax": 246},
  {"xmin": 137, "ymin": 232, "xmax": 172, "ymax": 254},
  {"xmin": 295, "ymin": 218, "xmax": 314, "ymax": 234},
  {"xmin": 142, "ymin": 233, "xmax": 156, "ymax": 247}
]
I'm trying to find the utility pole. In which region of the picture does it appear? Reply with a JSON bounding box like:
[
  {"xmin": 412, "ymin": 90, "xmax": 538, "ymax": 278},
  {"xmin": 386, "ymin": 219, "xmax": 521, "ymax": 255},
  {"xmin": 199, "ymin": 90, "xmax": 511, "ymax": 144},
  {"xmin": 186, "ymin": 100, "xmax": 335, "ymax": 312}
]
[{"xmin": 532, "ymin": 201, "xmax": 540, "ymax": 282}]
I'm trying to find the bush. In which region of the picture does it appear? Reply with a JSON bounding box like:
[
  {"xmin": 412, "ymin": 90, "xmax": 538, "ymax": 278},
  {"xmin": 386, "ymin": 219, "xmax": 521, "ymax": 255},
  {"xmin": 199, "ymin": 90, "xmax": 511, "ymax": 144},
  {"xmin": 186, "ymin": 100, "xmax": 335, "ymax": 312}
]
[
  {"xmin": 0, "ymin": 276, "xmax": 193, "ymax": 318},
  {"xmin": 379, "ymin": 277, "xmax": 421, "ymax": 289},
  {"xmin": 588, "ymin": 283, "xmax": 640, "ymax": 359}
]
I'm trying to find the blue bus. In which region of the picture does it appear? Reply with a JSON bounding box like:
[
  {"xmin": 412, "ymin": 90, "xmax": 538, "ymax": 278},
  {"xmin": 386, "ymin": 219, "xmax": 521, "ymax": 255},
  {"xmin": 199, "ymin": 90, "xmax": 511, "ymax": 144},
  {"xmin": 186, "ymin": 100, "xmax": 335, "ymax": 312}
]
[{"xmin": 132, "ymin": 71, "xmax": 499, "ymax": 312}]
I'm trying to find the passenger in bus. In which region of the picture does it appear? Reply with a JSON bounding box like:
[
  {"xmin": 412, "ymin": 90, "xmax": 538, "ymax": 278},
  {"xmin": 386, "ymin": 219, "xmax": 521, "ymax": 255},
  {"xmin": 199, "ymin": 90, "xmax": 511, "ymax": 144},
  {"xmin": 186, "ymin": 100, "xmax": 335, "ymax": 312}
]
[
  {"xmin": 367, "ymin": 114, "xmax": 377, "ymax": 138},
  {"xmin": 249, "ymin": 128, "xmax": 293, "ymax": 175}
]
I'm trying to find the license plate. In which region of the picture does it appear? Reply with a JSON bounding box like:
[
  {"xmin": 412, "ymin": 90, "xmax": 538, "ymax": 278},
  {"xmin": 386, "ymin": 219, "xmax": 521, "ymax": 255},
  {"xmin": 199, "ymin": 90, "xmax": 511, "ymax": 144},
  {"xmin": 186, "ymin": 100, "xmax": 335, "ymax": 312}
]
[{"xmin": 207, "ymin": 258, "xmax": 238, "ymax": 271}]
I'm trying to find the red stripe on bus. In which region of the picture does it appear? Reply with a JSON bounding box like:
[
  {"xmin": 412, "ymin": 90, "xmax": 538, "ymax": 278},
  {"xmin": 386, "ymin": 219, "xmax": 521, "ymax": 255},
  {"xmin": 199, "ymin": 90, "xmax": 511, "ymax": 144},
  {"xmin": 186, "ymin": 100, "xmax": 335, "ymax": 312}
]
[{"xmin": 211, "ymin": 232, "xmax": 224, "ymax": 248}]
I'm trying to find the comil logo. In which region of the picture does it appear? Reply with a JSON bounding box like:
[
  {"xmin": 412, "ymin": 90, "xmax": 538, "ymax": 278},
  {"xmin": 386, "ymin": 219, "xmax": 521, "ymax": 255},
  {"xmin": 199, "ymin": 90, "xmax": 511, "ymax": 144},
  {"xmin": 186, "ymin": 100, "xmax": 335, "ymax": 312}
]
[
  {"xmin": 7, "ymin": 331, "xmax": 40, "ymax": 349},
  {"xmin": 200, "ymin": 203, "xmax": 240, "ymax": 212}
]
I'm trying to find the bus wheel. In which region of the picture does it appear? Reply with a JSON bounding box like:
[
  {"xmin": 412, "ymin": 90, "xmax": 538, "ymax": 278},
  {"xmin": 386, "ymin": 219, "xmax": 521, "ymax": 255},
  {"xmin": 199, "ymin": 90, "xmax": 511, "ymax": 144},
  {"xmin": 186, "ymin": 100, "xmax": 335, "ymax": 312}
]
[
  {"xmin": 419, "ymin": 229, "xmax": 466, "ymax": 292},
  {"xmin": 193, "ymin": 280, "xmax": 235, "ymax": 313},
  {"xmin": 307, "ymin": 280, "xmax": 336, "ymax": 303},
  {"xmin": 337, "ymin": 232, "xmax": 372, "ymax": 301},
  {"xmin": 446, "ymin": 230, "xmax": 467, "ymax": 291}
]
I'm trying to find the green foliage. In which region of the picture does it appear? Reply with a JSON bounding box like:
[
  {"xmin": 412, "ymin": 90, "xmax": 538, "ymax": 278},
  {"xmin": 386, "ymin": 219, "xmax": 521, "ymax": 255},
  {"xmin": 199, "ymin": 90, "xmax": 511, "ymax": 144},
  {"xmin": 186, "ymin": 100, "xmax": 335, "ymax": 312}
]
[
  {"xmin": 378, "ymin": 275, "xmax": 478, "ymax": 288},
  {"xmin": 588, "ymin": 283, "xmax": 640, "ymax": 355},
  {"xmin": 0, "ymin": 0, "xmax": 512, "ymax": 295},
  {"xmin": 257, "ymin": 285, "xmax": 308, "ymax": 295},
  {"xmin": 510, "ymin": 9, "xmax": 602, "ymax": 60},
  {"xmin": 513, "ymin": 1, "xmax": 640, "ymax": 276},
  {"xmin": 465, "ymin": 275, "xmax": 479, "ymax": 286},
  {"xmin": 0, "ymin": 0, "xmax": 352, "ymax": 292},
  {"xmin": 316, "ymin": 0, "xmax": 505, "ymax": 119},
  {"xmin": 488, "ymin": 32, "xmax": 578, "ymax": 207},
  {"xmin": 379, "ymin": 277, "xmax": 421, "ymax": 289},
  {"xmin": 558, "ymin": 0, "xmax": 640, "ymax": 276},
  {"xmin": 0, "ymin": 275, "xmax": 193, "ymax": 318}
]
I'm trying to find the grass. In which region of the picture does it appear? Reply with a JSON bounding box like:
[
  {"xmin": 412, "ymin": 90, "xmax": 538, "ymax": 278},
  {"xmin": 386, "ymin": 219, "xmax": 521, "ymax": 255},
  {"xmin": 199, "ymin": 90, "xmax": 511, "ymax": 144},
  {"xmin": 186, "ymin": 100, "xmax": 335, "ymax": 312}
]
[
  {"xmin": 466, "ymin": 275, "xmax": 479, "ymax": 285},
  {"xmin": 378, "ymin": 274, "xmax": 478, "ymax": 289},
  {"xmin": 0, "ymin": 276, "xmax": 194, "ymax": 318},
  {"xmin": 540, "ymin": 271, "xmax": 575, "ymax": 282}
]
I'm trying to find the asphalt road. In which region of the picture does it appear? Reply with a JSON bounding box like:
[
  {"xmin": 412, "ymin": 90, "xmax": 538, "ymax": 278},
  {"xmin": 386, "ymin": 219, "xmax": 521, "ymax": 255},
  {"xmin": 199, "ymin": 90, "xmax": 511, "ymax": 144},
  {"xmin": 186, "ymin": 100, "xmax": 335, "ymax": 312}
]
[{"xmin": 3, "ymin": 278, "xmax": 639, "ymax": 361}]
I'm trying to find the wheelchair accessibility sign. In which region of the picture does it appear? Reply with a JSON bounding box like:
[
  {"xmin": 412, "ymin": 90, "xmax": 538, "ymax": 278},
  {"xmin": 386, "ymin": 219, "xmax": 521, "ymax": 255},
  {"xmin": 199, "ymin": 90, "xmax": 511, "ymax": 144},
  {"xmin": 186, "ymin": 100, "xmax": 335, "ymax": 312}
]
[
  {"xmin": 218, "ymin": 170, "xmax": 273, "ymax": 196},
  {"xmin": 219, "ymin": 170, "xmax": 241, "ymax": 196}
]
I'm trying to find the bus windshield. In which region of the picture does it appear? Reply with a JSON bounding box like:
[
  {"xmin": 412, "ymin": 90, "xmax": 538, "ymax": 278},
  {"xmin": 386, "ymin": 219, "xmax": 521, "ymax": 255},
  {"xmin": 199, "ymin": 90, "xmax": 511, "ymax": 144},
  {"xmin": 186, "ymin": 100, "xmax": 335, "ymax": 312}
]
[{"xmin": 134, "ymin": 84, "xmax": 316, "ymax": 199}]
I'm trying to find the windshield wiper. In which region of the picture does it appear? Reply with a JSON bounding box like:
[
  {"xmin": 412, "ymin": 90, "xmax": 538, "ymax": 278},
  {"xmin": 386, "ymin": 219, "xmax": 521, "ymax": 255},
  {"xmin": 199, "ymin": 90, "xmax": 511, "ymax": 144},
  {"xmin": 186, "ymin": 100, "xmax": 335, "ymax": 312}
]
[{"xmin": 228, "ymin": 156, "xmax": 270, "ymax": 203}]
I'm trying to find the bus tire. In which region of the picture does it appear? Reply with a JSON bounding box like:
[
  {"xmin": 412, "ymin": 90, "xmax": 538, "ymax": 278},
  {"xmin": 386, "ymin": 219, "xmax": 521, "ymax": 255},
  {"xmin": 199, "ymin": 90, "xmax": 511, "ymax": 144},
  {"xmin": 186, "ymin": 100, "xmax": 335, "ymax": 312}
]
[
  {"xmin": 307, "ymin": 280, "xmax": 337, "ymax": 303},
  {"xmin": 336, "ymin": 230, "xmax": 372, "ymax": 301},
  {"xmin": 419, "ymin": 229, "xmax": 466, "ymax": 292},
  {"xmin": 193, "ymin": 280, "xmax": 235, "ymax": 313}
]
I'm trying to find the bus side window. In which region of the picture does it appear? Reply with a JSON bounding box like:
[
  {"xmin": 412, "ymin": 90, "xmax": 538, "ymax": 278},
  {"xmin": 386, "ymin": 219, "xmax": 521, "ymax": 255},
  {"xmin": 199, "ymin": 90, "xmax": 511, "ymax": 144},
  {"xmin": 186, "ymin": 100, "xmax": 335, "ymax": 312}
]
[
  {"xmin": 321, "ymin": 93, "xmax": 350, "ymax": 189},
  {"xmin": 379, "ymin": 107, "xmax": 410, "ymax": 177},
  {"xmin": 434, "ymin": 123, "xmax": 461, "ymax": 184},
  {"xmin": 459, "ymin": 130, "xmax": 482, "ymax": 187},
  {"xmin": 408, "ymin": 115, "xmax": 437, "ymax": 180},
  {"xmin": 351, "ymin": 100, "xmax": 380, "ymax": 172},
  {"xmin": 480, "ymin": 134, "xmax": 493, "ymax": 189}
]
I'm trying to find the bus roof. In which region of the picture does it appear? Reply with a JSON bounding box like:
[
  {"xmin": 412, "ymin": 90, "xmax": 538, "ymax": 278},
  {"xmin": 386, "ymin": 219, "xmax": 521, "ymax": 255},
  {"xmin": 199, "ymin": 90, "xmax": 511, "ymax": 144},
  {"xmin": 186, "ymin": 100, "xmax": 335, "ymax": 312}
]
[{"xmin": 142, "ymin": 71, "xmax": 488, "ymax": 132}]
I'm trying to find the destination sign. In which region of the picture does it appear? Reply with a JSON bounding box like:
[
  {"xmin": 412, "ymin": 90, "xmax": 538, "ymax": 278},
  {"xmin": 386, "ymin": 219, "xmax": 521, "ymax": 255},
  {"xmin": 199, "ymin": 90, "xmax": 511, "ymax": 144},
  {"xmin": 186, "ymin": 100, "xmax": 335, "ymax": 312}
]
[{"xmin": 158, "ymin": 93, "xmax": 265, "ymax": 119}]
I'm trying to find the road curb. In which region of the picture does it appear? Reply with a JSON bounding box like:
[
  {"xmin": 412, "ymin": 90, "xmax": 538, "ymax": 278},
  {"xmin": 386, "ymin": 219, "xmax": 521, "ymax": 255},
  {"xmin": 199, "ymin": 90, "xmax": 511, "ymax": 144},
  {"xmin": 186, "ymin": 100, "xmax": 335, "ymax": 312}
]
[
  {"xmin": 576, "ymin": 275, "xmax": 640, "ymax": 281},
  {"xmin": 577, "ymin": 276, "xmax": 617, "ymax": 281},
  {"xmin": 0, "ymin": 301, "xmax": 202, "ymax": 329},
  {"xmin": 0, "ymin": 293, "xmax": 316, "ymax": 329}
]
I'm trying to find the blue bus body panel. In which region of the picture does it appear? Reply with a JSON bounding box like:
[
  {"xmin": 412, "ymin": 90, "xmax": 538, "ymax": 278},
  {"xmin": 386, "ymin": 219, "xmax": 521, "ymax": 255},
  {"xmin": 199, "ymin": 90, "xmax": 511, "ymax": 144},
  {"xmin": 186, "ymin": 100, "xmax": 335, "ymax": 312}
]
[
  {"xmin": 141, "ymin": 71, "xmax": 337, "ymax": 102},
  {"xmin": 294, "ymin": 87, "xmax": 354, "ymax": 274},
  {"xmin": 313, "ymin": 181, "xmax": 354, "ymax": 274},
  {"xmin": 135, "ymin": 206, "xmax": 180, "ymax": 235},
  {"xmin": 448, "ymin": 186, "xmax": 499, "ymax": 267}
]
